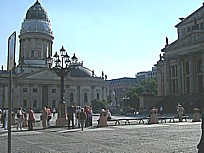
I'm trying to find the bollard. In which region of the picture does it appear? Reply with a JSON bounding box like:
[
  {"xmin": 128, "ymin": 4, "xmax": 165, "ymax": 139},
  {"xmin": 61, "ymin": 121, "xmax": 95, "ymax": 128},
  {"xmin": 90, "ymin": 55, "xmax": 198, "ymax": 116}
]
[
  {"xmin": 149, "ymin": 107, "xmax": 158, "ymax": 124},
  {"xmin": 98, "ymin": 109, "xmax": 107, "ymax": 127},
  {"xmin": 192, "ymin": 108, "xmax": 200, "ymax": 122}
]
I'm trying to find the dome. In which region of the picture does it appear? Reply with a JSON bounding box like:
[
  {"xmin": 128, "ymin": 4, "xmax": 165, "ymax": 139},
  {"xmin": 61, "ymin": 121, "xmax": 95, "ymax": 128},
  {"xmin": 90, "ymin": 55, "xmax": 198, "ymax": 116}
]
[
  {"xmin": 20, "ymin": 0, "xmax": 52, "ymax": 35},
  {"xmin": 69, "ymin": 65, "xmax": 92, "ymax": 77},
  {"xmin": 25, "ymin": 0, "xmax": 49, "ymax": 22}
]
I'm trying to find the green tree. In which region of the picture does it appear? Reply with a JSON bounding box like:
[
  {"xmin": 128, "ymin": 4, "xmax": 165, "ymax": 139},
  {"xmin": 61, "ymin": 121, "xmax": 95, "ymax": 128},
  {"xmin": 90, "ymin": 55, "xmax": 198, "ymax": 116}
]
[
  {"xmin": 133, "ymin": 78, "xmax": 157, "ymax": 96},
  {"xmin": 124, "ymin": 78, "xmax": 157, "ymax": 110},
  {"xmin": 91, "ymin": 99, "xmax": 108, "ymax": 113}
]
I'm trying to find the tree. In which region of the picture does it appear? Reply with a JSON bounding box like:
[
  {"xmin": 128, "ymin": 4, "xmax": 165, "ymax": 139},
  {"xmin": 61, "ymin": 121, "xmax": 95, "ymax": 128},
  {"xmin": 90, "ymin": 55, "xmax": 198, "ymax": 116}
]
[
  {"xmin": 124, "ymin": 78, "xmax": 157, "ymax": 110},
  {"xmin": 133, "ymin": 78, "xmax": 157, "ymax": 96},
  {"xmin": 91, "ymin": 99, "xmax": 108, "ymax": 113}
]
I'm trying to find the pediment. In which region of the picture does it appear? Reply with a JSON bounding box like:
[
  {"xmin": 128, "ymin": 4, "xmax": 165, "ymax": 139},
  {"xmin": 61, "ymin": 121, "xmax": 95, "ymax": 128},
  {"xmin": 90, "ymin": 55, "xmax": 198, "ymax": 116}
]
[
  {"xmin": 176, "ymin": 6, "xmax": 204, "ymax": 27},
  {"xmin": 26, "ymin": 69, "xmax": 58, "ymax": 80},
  {"xmin": 163, "ymin": 31, "xmax": 204, "ymax": 52}
]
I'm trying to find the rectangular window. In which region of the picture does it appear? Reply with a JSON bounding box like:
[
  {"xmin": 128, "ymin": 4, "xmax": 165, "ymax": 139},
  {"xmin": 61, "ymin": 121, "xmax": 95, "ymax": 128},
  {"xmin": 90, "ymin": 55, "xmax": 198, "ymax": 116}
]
[
  {"xmin": 200, "ymin": 23, "xmax": 203, "ymax": 30},
  {"xmin": 31, "ymin": 50, "xmax": 34, "ymax": 57},
  {"xmin": 23, "ymin": 99, "xmax": 27, "ymax": 108},
  {"xmin": 196, "ymin": 60, "xmax": 202, "ymax": 72},
  {"xmin": 33, "ymin": 99, "xmax": 37, "ymax": 108},
  {"xmin": 52, "ymin": 100, "xmax": 56, "ymax": 108},
  {"xmin": 52, "ymin": 89, "xmax": 56, "ymax": 93},
  {"xmin": 23, "ymin": 88, "xmax": 28, "ymax": 92},
  {"xmin": 33, "ymin": 88, "xmax": 37, "ymax": 93},
  {"xmin": 185, "ymin": 63, "xmax": 189, "ymax": 74}
]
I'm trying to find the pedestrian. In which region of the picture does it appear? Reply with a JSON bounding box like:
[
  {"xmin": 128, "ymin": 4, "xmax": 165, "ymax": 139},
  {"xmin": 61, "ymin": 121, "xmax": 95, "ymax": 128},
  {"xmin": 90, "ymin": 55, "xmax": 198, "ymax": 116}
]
[
  {"xmin": 197, "ymin": 108, "xmax": 204, "ymax": 152},
  {"xmin": 4, "ymin": 108, "xmax": 8, "ymax": 130},
  {"xmin": 177, "ymin": 103, "xmax": 185, "ymax": 122},
  {"xmin": 1, "ymin": 108, "xmax": 5, "ymax": 128},
  {"xmin": 67, "ymin": 105, "xmax": 75, "ymax": 129},
  {"xmin": 46, "ymin": 106, "xmax": 52, "ymax": 127},
  {"xmin": 28, "ymin": 107, "xmax": 35, "ymax": 131},
  {"xmin": 41, "ymin": 107, "xmax": 48, "ymax": 129},
  {"xmin": 88, "ymin": 106, "xmax": 93, "ymax": 126},
  {"xmin": 106, "ymin": 109, "xmax": 112, "ymax": 120},
  {"xmin": 84, "ymin": 106, "xmax": 89, "ymax": 127},
  {"xmin": 16, "ymin": 107, "xmax": 24, "ymax": 131},
  {"xmin": 75, "ymin": 106, "xmax": 81, "ymax": 128},
  {"xmin": 159, "ymin": 106, "xmax": 163, "ymax": 115},
  {"xmin": 52, "ymin": 107, "xmax": 56, "ymax": 117},
  {"xmin": 79, "ymin": 108, "xmax": 87, "ymax": 131}
]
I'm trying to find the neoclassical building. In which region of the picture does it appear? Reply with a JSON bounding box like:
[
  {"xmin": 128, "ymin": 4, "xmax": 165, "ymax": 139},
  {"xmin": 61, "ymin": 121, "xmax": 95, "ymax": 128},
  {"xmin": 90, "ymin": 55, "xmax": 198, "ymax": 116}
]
[
  {"xmin": 0, "ymin": 1, "xmax": 108, "ymax": 111},
  {"xmin": 156, "ymin": 3, "xmax": 204, "ymax": 108}
]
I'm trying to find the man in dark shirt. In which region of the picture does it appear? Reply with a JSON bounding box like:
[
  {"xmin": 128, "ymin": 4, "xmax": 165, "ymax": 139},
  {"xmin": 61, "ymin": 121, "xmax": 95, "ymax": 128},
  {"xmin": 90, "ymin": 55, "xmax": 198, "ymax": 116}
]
[{"xmin": 67, "ymin": 105, "xmax": 75, "ymax": 129}]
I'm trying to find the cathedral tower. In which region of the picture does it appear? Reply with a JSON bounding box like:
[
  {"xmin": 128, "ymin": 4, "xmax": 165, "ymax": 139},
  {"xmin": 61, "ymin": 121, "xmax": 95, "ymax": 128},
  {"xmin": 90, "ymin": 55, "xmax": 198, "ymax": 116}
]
[{"xmin": 17, "ymin": 0, "xmax": 54, "ymax": 73}]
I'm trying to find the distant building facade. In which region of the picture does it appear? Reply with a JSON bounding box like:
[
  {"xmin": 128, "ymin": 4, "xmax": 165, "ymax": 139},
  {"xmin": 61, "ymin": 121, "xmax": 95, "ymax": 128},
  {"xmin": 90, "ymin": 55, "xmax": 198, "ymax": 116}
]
[
  {"xmin": 0, "ymin": 1, "xmax": 108, "ymax": 111},
  {"xmin": 106, "ymin": 77, "xmax": 137, "ymax": 104},
  {"xmin": 155, "ymin": 3, "xmax": 204, "ymax": 107},
  {"xmin": 135, "ymin": 67, "xmax": 157, "ymax": 81}
]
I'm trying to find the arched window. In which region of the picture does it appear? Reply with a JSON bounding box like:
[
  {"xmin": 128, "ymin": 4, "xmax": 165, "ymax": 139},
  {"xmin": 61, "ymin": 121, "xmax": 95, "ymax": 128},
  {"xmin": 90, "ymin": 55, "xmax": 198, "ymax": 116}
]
[
  {"xmin": 84, "ymin": 93, "xmax": 88, "ymax": 103},
  {"xmin": 70, "ymin": 93, "xmax": 74, "ymax": 103},
  {"xmin": 97, "ymin": 93, "xmax": 100, "ymax": 100}
]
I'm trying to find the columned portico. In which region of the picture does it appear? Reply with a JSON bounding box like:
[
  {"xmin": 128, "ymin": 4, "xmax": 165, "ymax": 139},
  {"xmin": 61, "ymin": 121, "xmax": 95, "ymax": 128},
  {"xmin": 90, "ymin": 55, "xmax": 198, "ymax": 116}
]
[
  {"xmin": 189, "ymin": 55, "xmax": 195, "ymax": 94},
  {"xmin": 177, "ymin": 57, "xmax": 183, "ymax": 94},
  {"xmin": 164, "ymin": 60, "xmax": 171, "ymax": 96}
]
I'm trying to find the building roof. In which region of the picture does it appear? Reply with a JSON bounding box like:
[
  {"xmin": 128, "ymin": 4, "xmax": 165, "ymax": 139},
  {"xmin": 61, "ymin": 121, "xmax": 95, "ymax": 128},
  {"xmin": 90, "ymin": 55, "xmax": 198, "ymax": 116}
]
[{"xmin": 26, "ymin": 0, "xmax": 49, "ymax": 22}]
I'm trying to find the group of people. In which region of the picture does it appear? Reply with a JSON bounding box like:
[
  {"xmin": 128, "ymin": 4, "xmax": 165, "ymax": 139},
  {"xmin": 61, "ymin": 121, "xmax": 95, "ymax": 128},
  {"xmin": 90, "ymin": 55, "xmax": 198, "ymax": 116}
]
[
  {"xmin": 40, "ymin": 106, "xmax": 52, "ymax": 129},
  {"xmin": 67, "ymin": 105, "xmax": 93, "ymax": 131},
  {"xmin": 0, "ymin": 107, "xmax": 36, "ymax": 131}
]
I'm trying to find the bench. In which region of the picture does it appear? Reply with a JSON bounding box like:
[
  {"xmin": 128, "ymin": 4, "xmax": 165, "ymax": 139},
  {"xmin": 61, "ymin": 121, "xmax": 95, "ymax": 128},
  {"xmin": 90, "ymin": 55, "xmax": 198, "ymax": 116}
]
[
  {"xmin": 174, "ymin": 116, "xmax": 189, "ymax": 122},
  {"xmin": 108, "ymin": 118, "xmax": 146, "ymax": 125},
  {"xmin": 98, "ymin": 118, "xmax": 146, "ymax": 126}
]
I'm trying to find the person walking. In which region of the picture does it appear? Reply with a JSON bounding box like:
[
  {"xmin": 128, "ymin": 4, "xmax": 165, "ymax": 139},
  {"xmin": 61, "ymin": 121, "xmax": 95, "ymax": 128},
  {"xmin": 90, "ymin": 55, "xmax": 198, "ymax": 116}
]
[
  {"xmin": 46, "ymin": 107, "xmax": 52, "ymax": 127},
  {"xmin": 197, "ymin": 108, "xmax": 204, "ymax": 152},
  {"xmin": 177, "ymin": 103, "xmax": 185, "ymax": 122},
  {"xmin": 28, "ymin": 107, "xmax": 35, "ymax": 131},
  {"xmin": 79, "ymin": 108, "xmax": 87, "ymax": 131},
  {"xmin": 1, "ymin": 108, "xmax": 5, "ymax": 128},
  {"xmin": 41, "ymin": 107, "xmax": 48, "ymax": 129},
  {"xmin": 67, "ymin": 105, "xmax": 75, "ymax": 129},
  {"xmin": 16, "ymin": 107, "xmax": 24, "ymax": 131},
  {"xmin": 75, "ymin": 106, "xmax": 81, "ymax": 128}
]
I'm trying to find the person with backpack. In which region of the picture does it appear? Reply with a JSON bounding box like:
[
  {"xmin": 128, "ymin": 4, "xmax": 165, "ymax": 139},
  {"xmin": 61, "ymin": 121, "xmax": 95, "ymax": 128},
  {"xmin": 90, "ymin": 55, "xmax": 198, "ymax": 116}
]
[
  {"xmin": 16, "ymin": 107, "xmax": 24, "ymax": 131},
  {"xmin": 79, "ymin": 108, "xmax": 87, "ymax": 131}
]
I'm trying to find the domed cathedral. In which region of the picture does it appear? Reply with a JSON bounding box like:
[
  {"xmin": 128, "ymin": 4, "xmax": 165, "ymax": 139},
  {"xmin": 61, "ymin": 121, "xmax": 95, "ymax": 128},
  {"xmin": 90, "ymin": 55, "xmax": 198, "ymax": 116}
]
[{"xmin": 0, "ymin": 0, "xmax": 108, "ymax": 111}]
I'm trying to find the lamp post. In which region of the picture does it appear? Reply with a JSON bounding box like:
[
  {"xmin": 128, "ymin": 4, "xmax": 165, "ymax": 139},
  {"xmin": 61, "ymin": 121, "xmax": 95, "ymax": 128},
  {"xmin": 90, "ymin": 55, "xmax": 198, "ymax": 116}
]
[{"xmin": 47, "ymin": 46, "xmax": 73, "ymax": 126}]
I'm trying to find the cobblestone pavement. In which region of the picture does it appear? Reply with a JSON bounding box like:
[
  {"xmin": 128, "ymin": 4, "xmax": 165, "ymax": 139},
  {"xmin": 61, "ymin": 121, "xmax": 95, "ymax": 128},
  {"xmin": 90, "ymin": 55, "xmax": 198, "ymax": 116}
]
[{"xmin": 0, "ymin": 114, "xmax": 202, "ymax": 153}]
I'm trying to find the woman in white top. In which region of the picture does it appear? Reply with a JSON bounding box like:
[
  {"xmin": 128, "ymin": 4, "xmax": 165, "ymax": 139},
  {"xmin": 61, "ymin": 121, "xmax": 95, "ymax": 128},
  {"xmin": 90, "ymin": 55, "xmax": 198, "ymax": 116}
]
[{"xmin": 16, "ymin": 107, "xmax": 24, "ymax": 130}]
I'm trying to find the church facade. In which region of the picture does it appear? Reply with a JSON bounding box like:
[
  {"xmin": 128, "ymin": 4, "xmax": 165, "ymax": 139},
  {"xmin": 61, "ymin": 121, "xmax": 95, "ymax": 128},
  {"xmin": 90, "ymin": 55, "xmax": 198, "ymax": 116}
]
[
  {"xmin": 156, "ymin": 3, "xmax": 204, "ymax": 108},
  {"xmin": 0, "ymin": 1, "xmax": 108, "ymax": 111}
]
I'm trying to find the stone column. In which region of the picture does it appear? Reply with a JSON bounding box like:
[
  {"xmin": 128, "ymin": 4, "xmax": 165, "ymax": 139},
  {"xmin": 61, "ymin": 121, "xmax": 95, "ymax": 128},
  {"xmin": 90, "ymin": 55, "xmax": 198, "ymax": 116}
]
[
  {"xmin": 177, "ymin": 57, "xmax": 182, "ymax": 94},
  {"xmin": 189, "ymin": 55, "xmax": 195, "ymax": 94},
  {"xmin": 164, "ymin": 60, "xmax": 171, "ymax": 96}
]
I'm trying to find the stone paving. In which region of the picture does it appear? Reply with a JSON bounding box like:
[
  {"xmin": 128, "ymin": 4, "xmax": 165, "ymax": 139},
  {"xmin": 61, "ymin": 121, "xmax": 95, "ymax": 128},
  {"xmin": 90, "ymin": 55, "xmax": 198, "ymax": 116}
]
[{"xmin": 0, "ymin": 114, "xmax": 202, "ymax": 153}]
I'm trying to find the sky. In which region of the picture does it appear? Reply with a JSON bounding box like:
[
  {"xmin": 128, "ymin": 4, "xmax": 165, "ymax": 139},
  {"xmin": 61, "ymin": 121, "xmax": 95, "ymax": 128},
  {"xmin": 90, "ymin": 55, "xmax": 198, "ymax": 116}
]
[{"xmin": 0, "ymin": 0, "xmax": 203, "ymax": 80}]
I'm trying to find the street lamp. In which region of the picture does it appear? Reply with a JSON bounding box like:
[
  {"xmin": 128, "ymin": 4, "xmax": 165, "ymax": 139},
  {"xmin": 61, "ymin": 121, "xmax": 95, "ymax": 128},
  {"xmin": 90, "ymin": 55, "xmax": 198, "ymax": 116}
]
[{"xmin": 47, "ymin": 46, "xmax": 75, "ymax": 126}]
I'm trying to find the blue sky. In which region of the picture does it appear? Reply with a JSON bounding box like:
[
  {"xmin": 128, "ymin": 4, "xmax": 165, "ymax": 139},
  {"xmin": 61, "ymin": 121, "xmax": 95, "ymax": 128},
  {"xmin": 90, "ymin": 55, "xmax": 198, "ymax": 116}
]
[{"xmin": 0, "ymin": 0, "xmax": 203, "ymax": 79}]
